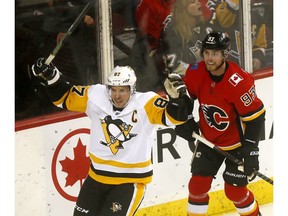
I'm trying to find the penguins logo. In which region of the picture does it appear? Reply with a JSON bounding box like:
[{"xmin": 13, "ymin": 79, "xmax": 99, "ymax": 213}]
[
  {"xmin": 202, "ymin": 104, "xmax": 229, "ymax": 131},
  {"xmin": 111, "ymin": 202, "xmax": 122, "ymax": 212},
  {"xmin": 100, "ymin": 115, "xmax": 137, "ymax": 154}
]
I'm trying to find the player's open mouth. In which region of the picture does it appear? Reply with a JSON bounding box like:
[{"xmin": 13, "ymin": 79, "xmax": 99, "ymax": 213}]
[{"xmin": 114, "ymin": 100, "xmax": 122, "ymax": 104}]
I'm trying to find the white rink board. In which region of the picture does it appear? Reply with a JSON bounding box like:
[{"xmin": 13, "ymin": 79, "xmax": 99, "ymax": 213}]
[{"xmin": 15, "ymin": 77, "xmax": 273, "ymax": 216}]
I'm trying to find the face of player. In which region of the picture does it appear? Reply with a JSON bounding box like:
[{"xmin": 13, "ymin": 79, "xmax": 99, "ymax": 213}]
[
  {"xmin": 186, "ymin": 0, "xmax": 202, "ymax": 17},
  {"xmin": 203, "ymin": 49, "xmax": 226, "ymax": 76},
  {"xmin": 110, "ymin": 86, "xmax": 131, "ymax": 108}
]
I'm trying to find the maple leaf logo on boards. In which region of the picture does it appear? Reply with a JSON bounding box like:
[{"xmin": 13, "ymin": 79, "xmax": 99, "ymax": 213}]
[
  {"xmin": 59, "ymin": 138, "xmax": 90, "ymax": 187},
  {"xmin": 51, "ymin": 128, "xmax": 90, "ymax": 202}
]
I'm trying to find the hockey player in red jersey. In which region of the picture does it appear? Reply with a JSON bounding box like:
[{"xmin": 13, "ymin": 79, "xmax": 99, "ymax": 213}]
[
  {"xmin": 176, "ymin": 31, "xmax": 265, "ymax": 216},
  {"xmin": 31, "ymin": 60, "xmax": 191, "ymax": 215}
]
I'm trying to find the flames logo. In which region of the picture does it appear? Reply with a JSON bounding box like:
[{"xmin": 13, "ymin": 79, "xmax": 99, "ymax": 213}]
[{"xmin": 201, "ymin": 104, "xmax": 229, "ymax": 131}]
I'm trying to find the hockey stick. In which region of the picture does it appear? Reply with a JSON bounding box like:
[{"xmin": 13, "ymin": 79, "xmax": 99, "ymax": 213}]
[
  {"xmin": 44, "ymin": 0, "xmax": 95, "ymax": 65},
  {"xmin": 192, "ymin": 132, "xmax": 274, "ymax": 185}
]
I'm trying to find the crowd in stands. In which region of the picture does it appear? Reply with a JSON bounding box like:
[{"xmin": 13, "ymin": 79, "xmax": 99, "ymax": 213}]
[{"xmin": 15, "ymin": 0, "xmax": 273, "ymax": 120}]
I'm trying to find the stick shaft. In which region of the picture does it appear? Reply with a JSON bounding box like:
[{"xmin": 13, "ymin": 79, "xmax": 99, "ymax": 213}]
[
  {"xmin": 192, "ymin": 132, "xmax": 273, "ymax": 185},
  {"xmin": 45, "ymin": 0, "xmax": 95, "ymax": 65}
]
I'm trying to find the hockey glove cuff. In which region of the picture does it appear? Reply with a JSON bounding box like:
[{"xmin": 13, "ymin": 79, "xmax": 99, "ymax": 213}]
[
  {"xmin": 31, "ymin": 57, "xmax": 61, "ymax": 85},
  {"xmin": 175, "ymin": 116, "xmax": 199, "ymax": 142}
]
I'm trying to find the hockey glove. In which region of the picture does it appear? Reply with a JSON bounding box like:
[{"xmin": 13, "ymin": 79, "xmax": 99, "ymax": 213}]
[
  {"xmin": 239, "ymin": 142, "xmax": 259, "ymax": 180},
  {"xmin": 163, "ymin": 73, "xmax": 187, "ymax": 98},
  {"xmin": 175, "ymin": 117, "xmax": 199, "ymax": 142},
  {"xmin": 31, "ymin": 57, "xmax": 61, "ymax": 85}
]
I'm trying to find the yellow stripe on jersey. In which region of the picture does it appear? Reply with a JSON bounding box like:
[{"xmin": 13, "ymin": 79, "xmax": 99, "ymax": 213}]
[
  {"xmin": 65, "ymin": 85, "xmax": 90, "ymax": 112},
  {"xmin": 144, "ymin": 95, "xmax": 186, "ymax": 126},
  {"xmin": 88, "ymin": 168, "xmax": 152, "ymax": 185},
  {"xmin": 89, "ymin": 153, "xmax": 152, "ymax": 168},
  {"xmin": 52, "ymin": 91, "xmax": 69, "ymax": 107},
  {"xmin": 144, "ymin": 95, "xmax": 167, "ymax": 125},
  {"xmin": 219, "ymin": 142, "xmax": 242, "ymax": 151},
  {"xmin": 241, "ymin": 106, "xmax": 266, "ymax": 122}
]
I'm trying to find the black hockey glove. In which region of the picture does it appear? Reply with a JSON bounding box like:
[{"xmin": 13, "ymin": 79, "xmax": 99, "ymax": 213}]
[
  {"xmin": 239, "ymin": 142, "xmax": 259, "ymax": 179},
  {"xmin": 175, "ymin": 117, "xmax": 199, "ymax": 142},
  {"xmin": 163, "ymin": 73, "xmax": 187, "ymax": 98},
  {"xmin": 31, "ymin": 57, "xmax": 61, "ymax": 85}
]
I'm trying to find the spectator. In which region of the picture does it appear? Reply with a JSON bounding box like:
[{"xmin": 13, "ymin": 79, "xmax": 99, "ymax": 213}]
[
  {"xmin": 15, "ymin": 0, "xmax": 63, "ymax": 120},
  {"xmin": 154, "ymin": 0, "xmax": 214, "ymax": 77},
  {"xmin": 44, "ymin": 0, "xmax": 98, "ymax": 84},
  {"xmin": 131, "ymin": 0, "xmax": 213, "ymax": 91},
  {"xmin": 127, "ymin": 0, "xmax": 176, "ymax": 91},
  {"xmin": 251, "ymin": 0, "xmax": 273, "ymax": 68},
  {"xmin": 134, "ymin": 0, "xmax": 175, "ymax": 53},
  {"xmin": 206, "ymin": 0, "xmax": 267, "ymax": 70}
]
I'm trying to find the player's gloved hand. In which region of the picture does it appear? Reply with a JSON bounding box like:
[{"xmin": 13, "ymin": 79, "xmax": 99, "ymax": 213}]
[
  {"xmin": 239, "ymin": 142, "xmax": 259, "ymax": 180},
  {"xmin": 175, "ymin": 116, "xmax": 199, "ymax": 142},
  {"xmin": 163, "ymin": 73, "xmax": 187, "ymax": 98},
  {"xmin": 31, "ymin": 57, "xmax": 60, "ymax": 85}
]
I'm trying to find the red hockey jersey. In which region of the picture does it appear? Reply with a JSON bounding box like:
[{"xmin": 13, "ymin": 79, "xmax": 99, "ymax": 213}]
[{"xmin": 183, "ymin": 61, "xmax": 265, "ymax": 150}]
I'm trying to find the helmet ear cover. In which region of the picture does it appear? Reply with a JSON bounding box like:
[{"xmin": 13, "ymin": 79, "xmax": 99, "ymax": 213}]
[{"xmin": 200, "ymin": 31, "xmax": 230, "ymax": 58}]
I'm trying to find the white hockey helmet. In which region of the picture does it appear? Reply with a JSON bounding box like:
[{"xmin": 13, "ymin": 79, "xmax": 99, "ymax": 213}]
[{"xmin": 106, "ymin": 66, "xmax": 137, "ymax": 95}]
